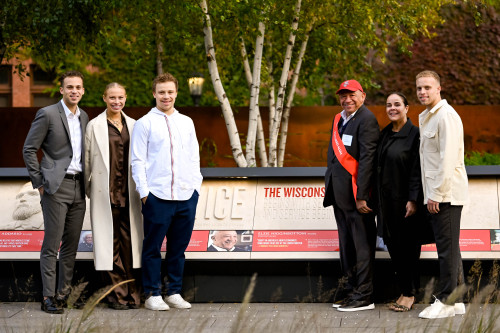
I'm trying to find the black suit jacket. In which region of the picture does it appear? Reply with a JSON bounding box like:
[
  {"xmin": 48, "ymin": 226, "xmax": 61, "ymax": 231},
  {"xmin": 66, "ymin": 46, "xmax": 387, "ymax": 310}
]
[{"xmin": 323, "ymin": 105, "xmax": 379, "ymax": 210}]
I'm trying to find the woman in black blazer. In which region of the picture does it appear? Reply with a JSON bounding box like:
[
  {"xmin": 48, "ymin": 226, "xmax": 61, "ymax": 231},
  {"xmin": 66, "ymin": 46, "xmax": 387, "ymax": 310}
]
[{"xmin": 374, "ymin": 92, "xmax": 422, "ymax": 312}]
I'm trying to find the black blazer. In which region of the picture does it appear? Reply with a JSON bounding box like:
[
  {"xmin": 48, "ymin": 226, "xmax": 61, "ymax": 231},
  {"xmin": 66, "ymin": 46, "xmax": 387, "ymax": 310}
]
[
  {"xmin": 373, "ymin": 118, "xmax": 422, "ymax": 239},
  {"xmin": 323, "ymin": 104, "xmax": 380, "ymax": 210}
]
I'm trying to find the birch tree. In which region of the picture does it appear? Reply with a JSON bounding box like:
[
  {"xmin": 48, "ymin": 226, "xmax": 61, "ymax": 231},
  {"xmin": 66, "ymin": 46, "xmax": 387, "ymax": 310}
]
[
  {"xmin": 2, "ymin": 0, "xmax": 464, "ymax": 165},
  {"xmin": 201, "ymin": 0, "xmax": 248, "ymax": 167},
  {"xmin": 199, "ymin": 0, "xmax": 455, "ymax": 167},
  {"xmin": 267, "ymin": 0, "xmax": 302, "ymax": 167},
  {"xmin": 245, "ymin": 21, "xmax": 266, "ymax": 167}
]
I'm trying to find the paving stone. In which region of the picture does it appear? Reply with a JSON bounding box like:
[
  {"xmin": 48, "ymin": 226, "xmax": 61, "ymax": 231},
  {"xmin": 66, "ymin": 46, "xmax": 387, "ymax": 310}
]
[
  {"xmin": 0, "ymin": 303, "xmax": 22, "ymax": 318},
  {"xmin": 1, "ymin": 302, "xmax": 499, "ymax": 333}
]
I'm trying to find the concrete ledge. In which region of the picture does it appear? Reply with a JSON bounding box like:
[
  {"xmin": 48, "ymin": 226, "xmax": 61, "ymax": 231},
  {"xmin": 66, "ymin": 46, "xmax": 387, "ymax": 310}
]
[{"xmin": 3, "ymin": 166, "xmax": 498, "ymax": 178}]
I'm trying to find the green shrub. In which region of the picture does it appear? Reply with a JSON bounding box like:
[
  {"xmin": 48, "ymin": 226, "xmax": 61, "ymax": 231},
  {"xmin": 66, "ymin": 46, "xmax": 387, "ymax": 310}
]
[{"xmin": 465, "ymin": 152, "xmax": 500, "ymax": 166}]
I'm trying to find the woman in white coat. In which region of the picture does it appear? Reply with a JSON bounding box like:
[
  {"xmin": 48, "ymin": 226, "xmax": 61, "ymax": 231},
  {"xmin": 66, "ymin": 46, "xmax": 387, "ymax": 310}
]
[{"xmin": 85, "ymin": 83, "xmax": 143, "ymax": 309}]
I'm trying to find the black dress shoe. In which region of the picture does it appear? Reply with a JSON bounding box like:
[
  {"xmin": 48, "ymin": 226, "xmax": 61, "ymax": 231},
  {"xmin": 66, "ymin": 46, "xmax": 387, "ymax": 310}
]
[
  {"xmin": 55, "ymin": 294, "xmax": 68, "ymax": 308},
  {"xmin": 41, "ymin": 297, "xmax": 64, "ymax": 314},
  {"xmin": 128, "ymin": 303, "xmax": 141, "ymax": 309},
  {"xmin": 337, "ymin": 299, "xmax": 375, "ymax": 312},
  {"xmin": 109, "ymin": 302, "xmax": 130, "ymax": 310}
]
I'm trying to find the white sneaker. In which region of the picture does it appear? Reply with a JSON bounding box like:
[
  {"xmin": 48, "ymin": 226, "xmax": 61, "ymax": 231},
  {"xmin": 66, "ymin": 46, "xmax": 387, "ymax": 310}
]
[
  {"xmin": 145, "ymin": 296, "xmax": 170, "ymax": 311},
  {"xmin": 165, "ymin": 294, "xmax": 191, "ymax": 309},
  {"xmin": 454, "ymin": 302, "xmax": 466, "ymax": 315},
  {"xmin": 418, "ymin": 299, "xmax": 455, "ymax": 319}
]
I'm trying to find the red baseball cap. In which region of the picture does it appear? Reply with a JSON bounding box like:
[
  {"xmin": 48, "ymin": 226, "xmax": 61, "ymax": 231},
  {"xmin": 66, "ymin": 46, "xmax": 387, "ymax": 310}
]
[{"xmin": 336, "ymin": 80, "xmax": 364, "ymax": 94}]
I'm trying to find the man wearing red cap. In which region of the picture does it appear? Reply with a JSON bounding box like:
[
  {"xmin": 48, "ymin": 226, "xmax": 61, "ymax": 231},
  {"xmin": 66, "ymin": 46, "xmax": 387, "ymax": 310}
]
[{"xmin": 324, "ymin": 80, "xmax": 379, "ymax": 311}]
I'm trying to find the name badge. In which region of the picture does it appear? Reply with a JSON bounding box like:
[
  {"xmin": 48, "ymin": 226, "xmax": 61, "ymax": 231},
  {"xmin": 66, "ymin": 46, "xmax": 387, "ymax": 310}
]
[{"xmin": 342, "ymin": 134, "xmax": 353, "ymax": 146}]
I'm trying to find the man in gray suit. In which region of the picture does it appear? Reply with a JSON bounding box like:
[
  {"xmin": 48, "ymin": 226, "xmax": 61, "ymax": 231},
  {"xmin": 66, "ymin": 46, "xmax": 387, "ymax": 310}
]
[{"xmin": 23, "ymin": 71, "xmax": 89, "ymax": 314}]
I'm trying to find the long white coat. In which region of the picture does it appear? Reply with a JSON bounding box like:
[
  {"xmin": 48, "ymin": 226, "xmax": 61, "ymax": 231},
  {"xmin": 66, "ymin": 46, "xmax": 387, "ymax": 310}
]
[{"xmin": 84, "ymin": 111, "xmax": 143, "ymax": 271}]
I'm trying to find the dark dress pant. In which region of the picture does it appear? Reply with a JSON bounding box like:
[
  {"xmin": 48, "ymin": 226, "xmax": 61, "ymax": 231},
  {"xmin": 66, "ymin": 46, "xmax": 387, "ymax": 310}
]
[
  {"xmin": 141, "ymin": 191, "xmax": 199, "ymax": 297},
  {"xmin": 384, "ymin": 231, "xmax": 421, "ymax": 297},
  {"xmin": 103, "ymin": 206, "xmax": 141, "ymax": 305},
  {"xmin": 428, "ymin": 203, "xmax": 464, "ymax": 302},
  {"xmin": 40, "ymin": 178, "xmax": 86, "ymax": 297},
  {"xmin": 334, "ymin": 206, "xmax": 376, "ymax": 302}
]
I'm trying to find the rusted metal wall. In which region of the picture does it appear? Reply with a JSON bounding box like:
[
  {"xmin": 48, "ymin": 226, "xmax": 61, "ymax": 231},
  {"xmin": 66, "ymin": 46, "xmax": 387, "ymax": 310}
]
[{"xmin": 1, "ymin": 105, "xmax": 499, "ymax": 168}]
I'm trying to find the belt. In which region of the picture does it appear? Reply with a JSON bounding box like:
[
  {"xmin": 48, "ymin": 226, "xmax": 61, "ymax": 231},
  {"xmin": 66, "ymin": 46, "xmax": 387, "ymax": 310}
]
[{"xmin": 64, "ymin": 173, "xmax": 81, "ymax": 180}]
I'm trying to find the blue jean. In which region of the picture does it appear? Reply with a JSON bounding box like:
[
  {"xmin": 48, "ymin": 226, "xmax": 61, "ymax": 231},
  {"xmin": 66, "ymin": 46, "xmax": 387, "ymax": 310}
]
[{"xmin": 141, "ymin": 191, "xmax": 199, "ymax": 297}]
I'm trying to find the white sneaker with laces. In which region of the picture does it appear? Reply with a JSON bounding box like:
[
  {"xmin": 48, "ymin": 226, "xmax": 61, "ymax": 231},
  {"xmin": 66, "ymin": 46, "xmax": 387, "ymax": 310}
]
[
  {"xmin": 145, "ymin": 296, "xmax": 170, "ymax": 311},
  {"xmin": 418, "ymin": 299, "xmax": 455, "ymax": 319},
  {"xmin": 165, "ymin": 294, "xmax": 191, "ymax": 309},
  {"xmin": 454, "ymin": 302, "xmax": 466, "ymax": 315}
]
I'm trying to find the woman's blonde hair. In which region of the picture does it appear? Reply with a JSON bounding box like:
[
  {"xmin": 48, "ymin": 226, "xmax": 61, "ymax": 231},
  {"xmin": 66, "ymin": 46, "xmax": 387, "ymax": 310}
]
[{"xmin": 103, "ymin": 82, "xmax": 126, "ymax": 96}]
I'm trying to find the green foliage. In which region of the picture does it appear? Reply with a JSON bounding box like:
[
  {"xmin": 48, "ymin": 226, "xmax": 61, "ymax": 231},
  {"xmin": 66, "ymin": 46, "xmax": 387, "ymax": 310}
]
[
  {"xmin": 0, "ymin": 0, "xmax": 117, "ymax": 70},
  {"xmin": 3, "ymin": 0, "xmax": 492, "ymax": 109},
  {"xmin": 366, "ymin": 2, "xmax": 500, "ymax": 105},
  {"xmin": 465, "ymin": 151, "xmax": 500, "ymax": 165},
  {"xmin": 201, "ymin": 0, "xmax": 456, "ymax": 108}
]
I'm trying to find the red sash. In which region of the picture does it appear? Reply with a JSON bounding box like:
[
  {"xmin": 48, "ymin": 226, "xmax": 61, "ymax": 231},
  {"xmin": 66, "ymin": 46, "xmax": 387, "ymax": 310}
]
[{"xmin": 332, "ymin": 113, "xmax": 359, "ymax": 199}]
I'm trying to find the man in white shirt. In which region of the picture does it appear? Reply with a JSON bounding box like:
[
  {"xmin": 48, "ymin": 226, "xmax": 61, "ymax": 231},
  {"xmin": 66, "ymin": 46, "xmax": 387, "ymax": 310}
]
[
  {"xmin": 131, "ymin": 73, "xmax": 202, "ymax": 311},
  {"xmin": 415, "ymin": 70, "xmax": 468, "ymax": 319},
  {"xmin": 23, "ymin": 71, "xmax": 89, "ymax": 314}
]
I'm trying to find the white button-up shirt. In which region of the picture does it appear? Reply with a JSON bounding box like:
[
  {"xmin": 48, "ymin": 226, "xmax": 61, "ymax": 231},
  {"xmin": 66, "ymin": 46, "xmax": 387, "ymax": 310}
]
[
  {"xmin": 340, "ymin": 108, "xmax": 358, "ymax": 126},
  {"xmin": 61, "ymin": 99, "xmax": 83, "ymax": 174},
  {"xmin": 131, "ymin": 107, "xmax": 203, "ymax": 200}
]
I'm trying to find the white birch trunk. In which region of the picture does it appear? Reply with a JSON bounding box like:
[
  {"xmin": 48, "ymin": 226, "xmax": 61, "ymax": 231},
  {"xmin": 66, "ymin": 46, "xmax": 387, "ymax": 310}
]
[
  {"xmin": 240, "ymin": 37, "xmax": 253, "ymax": 89},
  {"xmin": 201, "ymin": 0, "xmax": 247, "ymax": 167},
  {"xmin": 277, "ymin": 24, "xmax": 312, "ymax": 167},
  {"xmin": 241, "ymin": 33, "xmax": 268, "ymax": 166},
  {"xmin": 245, "ymin": 21, "xmax": 265, "ymax": 167},
  {"xmin": 268, "ymin": 0, "xmax": 301, "ymax": 167},
  {"xmin": 267, "ymin": 41, "xmax": 276, "ymax": 135},
  {"xmin": 268, "ymin": 87, "xmax": 275, "ymax": 134},
  {"xmin": 256, "ymin": 111, "xmax": 268, "ymax": 167}
]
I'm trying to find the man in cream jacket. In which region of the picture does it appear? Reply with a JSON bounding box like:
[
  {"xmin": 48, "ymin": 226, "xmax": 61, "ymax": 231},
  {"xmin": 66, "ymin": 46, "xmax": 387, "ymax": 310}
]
[{"xmin": 416, "ymin": 70, "xmax": 468, "ymax": 319}]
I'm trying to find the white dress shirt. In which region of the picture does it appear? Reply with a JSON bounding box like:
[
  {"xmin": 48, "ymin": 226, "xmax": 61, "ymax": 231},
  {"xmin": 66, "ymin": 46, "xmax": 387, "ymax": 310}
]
[
  {"xmin": 61, "ymin": 99, "xmax": 83, "ymax": 174},
  {"xmin": 131, "ymin": 107, "xmax": 203, "ymax": 200},
  {"xmin": 340, "ymin": 108, "xmax": 358, "ymax": 126}
]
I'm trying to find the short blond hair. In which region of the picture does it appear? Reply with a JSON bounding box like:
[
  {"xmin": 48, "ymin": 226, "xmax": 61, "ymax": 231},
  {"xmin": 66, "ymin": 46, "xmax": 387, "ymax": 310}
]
[{"xmin": 416, "ymin": 70, "xmax": 440, "ymax": 85}]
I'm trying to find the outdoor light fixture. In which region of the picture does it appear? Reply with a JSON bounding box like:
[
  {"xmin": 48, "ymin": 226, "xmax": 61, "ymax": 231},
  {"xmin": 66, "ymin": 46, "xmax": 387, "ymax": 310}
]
[{"xmin": 188, "ymin": 73, "xmax": 205, "ymax": 107}]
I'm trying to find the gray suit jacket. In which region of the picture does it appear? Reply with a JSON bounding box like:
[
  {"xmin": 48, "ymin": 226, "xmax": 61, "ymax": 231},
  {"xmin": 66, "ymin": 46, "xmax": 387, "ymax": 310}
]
[{"xmin": 23, "ymin": 101, "xmax": 89, "ymax": 195}]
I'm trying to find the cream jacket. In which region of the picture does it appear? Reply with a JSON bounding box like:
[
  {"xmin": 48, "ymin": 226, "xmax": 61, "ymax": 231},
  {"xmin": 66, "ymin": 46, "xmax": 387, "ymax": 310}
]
[
  {"xmin": 84, "ymin": 111, "xmax": 143, "ymax": 271},
  {"xmin": 419, "ymin": 99, "xmax": 468, "ymax": 205}
]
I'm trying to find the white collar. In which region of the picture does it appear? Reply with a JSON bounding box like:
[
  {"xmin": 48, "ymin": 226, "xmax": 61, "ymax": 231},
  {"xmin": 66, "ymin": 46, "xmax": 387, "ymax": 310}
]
[
  {"xmin": 61, "ymin": 99, "xmax": 80, "ymax": 118},
  {"xmin": 151, "ymin": 107, "xmax": 178, "ymax": 117},
  {"xmin": 427, "ymin": 99, "xmax": 447, "ymax": 114},
  {"xmin": 341, "ymin": 108, "xmax": 358, "ymax": 121}
]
